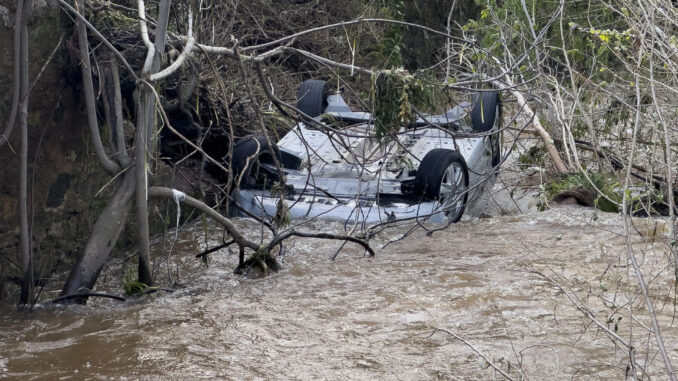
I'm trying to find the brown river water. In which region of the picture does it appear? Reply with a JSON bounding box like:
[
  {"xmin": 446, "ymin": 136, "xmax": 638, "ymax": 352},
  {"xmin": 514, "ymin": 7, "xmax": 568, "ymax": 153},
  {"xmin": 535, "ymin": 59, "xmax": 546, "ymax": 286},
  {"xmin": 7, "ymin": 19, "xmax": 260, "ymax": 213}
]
[{"xmin": 2, "ymin": 206, "xmax": 678, "ymax": 380}]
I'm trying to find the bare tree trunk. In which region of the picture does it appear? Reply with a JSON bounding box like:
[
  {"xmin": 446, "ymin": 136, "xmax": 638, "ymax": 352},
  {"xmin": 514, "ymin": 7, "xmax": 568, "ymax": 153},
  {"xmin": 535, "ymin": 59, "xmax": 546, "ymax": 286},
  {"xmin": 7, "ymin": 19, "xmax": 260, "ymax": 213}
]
[
  {"xmin": 58, "ymin": 0, "xmax": 137, "ymax": 303},
  {"xmin": 60, "ymin": 171, "xmax": 136, "ymax": 301},
  {"xmin": 513, "ymin": 88, "xmax": 568, "ymax": 174},
  {"xmin": 60, "ymin": 0, "xmax": 172, "ymax": 299},
  {"xmin": 101, "ymin": 60, "xmax": 130, "ymax": 167},
  {"xmin": 135, "ymin": 0, "xmax": 172, "ymax": 285},
  {"xmin": 444, "ymin": 0, "xmax": 457, "ymax": 83},
  {"xmin": 134, "ymin": 89, "xmax": 153, "ymax": 284},
  {"xmin": 18, "ymin": 0, "xmax": 32, "ymax": 305}
]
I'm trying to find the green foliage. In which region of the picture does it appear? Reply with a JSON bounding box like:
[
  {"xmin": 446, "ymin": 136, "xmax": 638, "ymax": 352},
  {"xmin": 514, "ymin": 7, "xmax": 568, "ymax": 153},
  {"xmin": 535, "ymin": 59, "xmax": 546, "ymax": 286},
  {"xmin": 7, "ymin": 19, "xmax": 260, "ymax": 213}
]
[
  {"xmin": 518, "ymin": 146, "xmax": 546, "ymax": 166},
  {"xmin": 124, "ymin": 281, "xmax": 158, "ymax": 296},
  {"xmin": 91, "ymin": 7, "xmax": 138, "ymax": 31},
  {"xmin": 371, "ymin": 69, "xmax": 442, "ymax": 141},
  {"xmin": 123, "ymin": 258, "xmax": 158, "ymax": 296},
  {"xmin": 466, "ymin": 0, "xmax": 626, "ymax": 79},
  {"xmin": 375, "ymin": 0, "xmax": 405, "ymax": 68},
  {"xmin": 543, "ymin": 171, "xmax": 666, "ymax": 215},
  {"xmin": 544, "ymin": 172, "xmax": 621, "ymax": 213}
]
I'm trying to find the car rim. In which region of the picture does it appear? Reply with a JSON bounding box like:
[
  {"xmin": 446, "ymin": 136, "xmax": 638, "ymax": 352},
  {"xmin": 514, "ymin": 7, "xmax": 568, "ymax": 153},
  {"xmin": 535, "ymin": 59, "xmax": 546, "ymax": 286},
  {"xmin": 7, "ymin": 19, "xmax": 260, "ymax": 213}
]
[{"xmin": 438, "ymin": 161, "xmax": 465, "ymax": 220}]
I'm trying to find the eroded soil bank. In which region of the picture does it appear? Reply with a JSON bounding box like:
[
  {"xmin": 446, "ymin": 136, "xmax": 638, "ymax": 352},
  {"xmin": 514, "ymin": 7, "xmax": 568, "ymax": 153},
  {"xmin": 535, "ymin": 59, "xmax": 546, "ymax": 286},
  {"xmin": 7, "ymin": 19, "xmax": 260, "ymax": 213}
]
[{"xmin": 1, "ymin": 206, "xmax": 677, "ymax": 380}]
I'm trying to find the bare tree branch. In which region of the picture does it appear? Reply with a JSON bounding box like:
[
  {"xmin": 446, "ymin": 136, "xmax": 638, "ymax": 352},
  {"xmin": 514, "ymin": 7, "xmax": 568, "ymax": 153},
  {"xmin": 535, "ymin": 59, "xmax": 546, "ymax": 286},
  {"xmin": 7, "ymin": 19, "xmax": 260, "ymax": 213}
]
[
  {"xmin": 101, "ymin": 59, "xmax": 130, "ymax": 166},
  {"xmin": 240, "ymin": 18, "xmax": 473, "ymax": 53},
  {"xmin": 621, "ymin": 50, "xmax": 676, "ymax": 380},
  {"xmin": 75, "ymin": 0, "xmax": 120, "ymax": 175},
  {"xmin": 148, "ymin": 186, "xmax": 260, "ymax": 251},
  {"xmin": 55, "ymin": 0, "xmax": 137, "ymax": 80},
  {"xmin": 265, "ymin": 230, "xmax": 374, "ymax": 256},
  {"xmin": 51, "ymin": 292, "xmax": 126, "ymax": 304},
  {"xmin": 150, "ymin": 6, "xmax": 194, "ymax": 81},
  {"xmin": 433, "ymin": 328, "xmax": 515, "ymax": 380}
]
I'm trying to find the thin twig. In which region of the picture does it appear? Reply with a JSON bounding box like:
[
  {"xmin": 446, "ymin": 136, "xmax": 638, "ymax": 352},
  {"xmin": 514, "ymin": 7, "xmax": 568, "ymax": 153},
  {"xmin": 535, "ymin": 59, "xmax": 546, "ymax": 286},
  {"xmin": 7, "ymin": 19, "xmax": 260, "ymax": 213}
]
[{"xmin": 433, "ymin": 328, "xmax": 515, "ymax": 380}]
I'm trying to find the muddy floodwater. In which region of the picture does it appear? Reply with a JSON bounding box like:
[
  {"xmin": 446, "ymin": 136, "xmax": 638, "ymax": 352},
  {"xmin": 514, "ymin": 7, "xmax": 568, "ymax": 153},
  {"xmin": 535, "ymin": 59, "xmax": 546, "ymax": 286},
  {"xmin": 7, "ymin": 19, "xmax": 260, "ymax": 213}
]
[{"xmin": 2, "ymin": 207, "xmax": 678, "ymax": 379}]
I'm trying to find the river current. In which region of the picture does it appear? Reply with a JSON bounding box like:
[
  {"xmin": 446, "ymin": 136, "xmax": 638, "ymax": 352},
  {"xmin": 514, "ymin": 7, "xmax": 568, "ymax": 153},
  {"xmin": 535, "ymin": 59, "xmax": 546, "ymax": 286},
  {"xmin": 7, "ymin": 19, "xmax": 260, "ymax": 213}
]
[{"xmin": 1, "ymin": 206, "xmax": 677, "ymax": 379}]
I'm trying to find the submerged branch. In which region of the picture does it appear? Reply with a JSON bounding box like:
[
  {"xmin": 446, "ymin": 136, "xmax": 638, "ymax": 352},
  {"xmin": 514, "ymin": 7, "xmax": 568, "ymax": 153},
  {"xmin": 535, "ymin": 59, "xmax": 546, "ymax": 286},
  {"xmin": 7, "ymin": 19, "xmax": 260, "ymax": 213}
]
[
  {"xmin": 148, "ymin": 187, "xmax": 260, "ymax": 252},
  {"xmin": 266, "ymin": 230, "xmax": 375, "ymax": 257},
  {"xmin": 51, "ymin": 292, "xmax": 127, "ymax": 304},
  {"xmin": 195, "ymin": 240, "xmax": 236, "ymax": 259},
  {"xmin": 433, "ymin": 328, "xmax": 515, "ymax": 380}
]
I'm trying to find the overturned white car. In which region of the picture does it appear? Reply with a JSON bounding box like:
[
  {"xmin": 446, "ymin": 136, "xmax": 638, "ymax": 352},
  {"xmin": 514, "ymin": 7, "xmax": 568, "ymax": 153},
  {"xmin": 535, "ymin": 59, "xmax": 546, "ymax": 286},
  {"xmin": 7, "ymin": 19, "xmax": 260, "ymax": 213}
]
[{"xmin": 230, "ymin": 80, "xmax": 502, "ymax": 225}]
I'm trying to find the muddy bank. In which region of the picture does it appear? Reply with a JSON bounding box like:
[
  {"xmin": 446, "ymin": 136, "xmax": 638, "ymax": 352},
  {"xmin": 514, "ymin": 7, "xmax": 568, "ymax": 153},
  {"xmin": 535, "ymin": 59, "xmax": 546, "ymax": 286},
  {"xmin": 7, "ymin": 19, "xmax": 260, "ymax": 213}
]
[{"xmin": 0, "ymin": 8, "xmax": 107, "ymax": 298}]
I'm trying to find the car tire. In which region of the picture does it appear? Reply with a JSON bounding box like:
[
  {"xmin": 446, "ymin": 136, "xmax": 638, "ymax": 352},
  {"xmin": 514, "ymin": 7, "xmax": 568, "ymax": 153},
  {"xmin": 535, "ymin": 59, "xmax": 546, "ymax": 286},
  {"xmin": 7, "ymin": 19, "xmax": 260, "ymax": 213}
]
[
  {"xmin": 471, "ymin": 91, "xmax": 499, "ymax": 133},
  {"xmin": 297, "ymin": 79, "xmax": 330, "ymax": 118},
  {"xmin": 415, "ymin": 149, "xmax": 469, "ymax": 223},
  {"xmin": 232, "ymin": 135, "xmax": 282, "ymax": 187}
]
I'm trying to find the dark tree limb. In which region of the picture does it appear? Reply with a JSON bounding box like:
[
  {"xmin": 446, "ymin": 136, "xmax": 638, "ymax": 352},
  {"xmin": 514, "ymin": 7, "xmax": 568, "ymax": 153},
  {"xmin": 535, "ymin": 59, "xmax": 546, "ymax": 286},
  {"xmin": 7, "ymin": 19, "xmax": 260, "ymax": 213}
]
[
  {"xmin": 50, "ymin": 292, "xmax": 126, "ymax": 304},
  {"xmin": 551, "ymin": 136, "xmax": 678, "ymax": 202},
  {"xmin": 195, "ymin": 240, "xmax": 236, "ymax": 259},
  {"xmin": 266, "ymin": 230, "xmax": 375, "ymax": 257},
  {"xmin": 235, "ymin": 247, "xmax": 280, "ymax": 275}
]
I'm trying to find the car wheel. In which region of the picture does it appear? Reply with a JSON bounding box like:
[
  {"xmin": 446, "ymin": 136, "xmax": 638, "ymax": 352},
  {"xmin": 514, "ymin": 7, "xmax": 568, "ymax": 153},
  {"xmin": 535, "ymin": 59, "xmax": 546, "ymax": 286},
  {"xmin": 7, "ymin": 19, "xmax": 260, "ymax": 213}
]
[
  {"xmin": 416, "ymin": 149, "xmax": 469, "ymax": 223},
  {"xmin": 232, "ymin": 135, "xmax": 282, "ymax": 188},
  {"xmin": 297, "ymin": 79, "xmax": 330, "ymax": 118},
  {"xmin": 471, "ymin": 91, "xmax": 499, "ymax": 133}
]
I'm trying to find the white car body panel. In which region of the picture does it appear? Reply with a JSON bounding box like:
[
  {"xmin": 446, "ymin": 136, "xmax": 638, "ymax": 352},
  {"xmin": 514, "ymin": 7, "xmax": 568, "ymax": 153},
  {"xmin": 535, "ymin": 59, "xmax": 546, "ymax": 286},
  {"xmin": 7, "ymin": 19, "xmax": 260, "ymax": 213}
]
[{"xmin": 234, "ymin": 93, "xmax": 497, "ymax": 224}]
